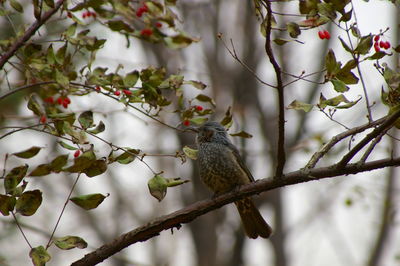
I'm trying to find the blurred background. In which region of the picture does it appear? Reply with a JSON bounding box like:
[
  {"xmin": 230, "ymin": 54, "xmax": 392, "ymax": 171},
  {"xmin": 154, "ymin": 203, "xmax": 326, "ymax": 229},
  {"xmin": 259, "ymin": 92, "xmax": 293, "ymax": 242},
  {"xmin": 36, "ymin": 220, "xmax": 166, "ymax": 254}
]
[{"xmin": 0, "ymin": 0, "xmax": 400, "ymax": 265}]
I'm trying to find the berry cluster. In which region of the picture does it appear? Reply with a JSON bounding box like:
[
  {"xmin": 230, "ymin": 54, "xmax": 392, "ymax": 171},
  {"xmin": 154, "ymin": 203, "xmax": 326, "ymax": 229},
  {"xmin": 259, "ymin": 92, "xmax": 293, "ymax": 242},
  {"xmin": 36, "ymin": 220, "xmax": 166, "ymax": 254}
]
[
  {"xmin": 136, "ymin": 3, "xmax": 148, "ymax": 17},
  {"xmin": 155, "ymin": 22, "xmax": 162, "ymax": 28},
  {"xmin": 74, "ymin": 150, "xmax": 81, "ymax": 158},
  {"xmin": 82, "ymin": 10, "xmax": 96, "ymax": 19},
  {"xmin": 183, "ymin": 120, "xmax": 190, "ymax": 126},
  {"xmin": 57, "ymin": 96, "xmax": 71, "ymax": 108},
  {"xmin": 373, "ymin": 35, "xmax": 391, "ymax": 52},
  {"xmin": 318, "ymin": 30, "xmax": 331, "ymax": 40},
  {"xmin": 40, "ymin": 115, "xmax": 47, "ymax": 124}
]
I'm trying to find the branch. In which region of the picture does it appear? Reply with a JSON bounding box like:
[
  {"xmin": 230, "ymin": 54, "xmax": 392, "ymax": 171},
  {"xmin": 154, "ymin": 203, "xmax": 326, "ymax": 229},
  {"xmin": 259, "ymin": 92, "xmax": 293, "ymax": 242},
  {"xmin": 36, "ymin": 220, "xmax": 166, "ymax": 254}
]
[
  {"xmin": 0, "ymin": 0, "xmax": 66, "ymax": 70},
  {"xmin": 263, "ymin": 0, "xmax": 286, "ymax": 177},
  {"xmin": 337, "ymin": 108, "xmax": 400, "ymax": 167},
  {"xmin": 71, "ymin": 157, "xmax": 400, "ymax": 266}
]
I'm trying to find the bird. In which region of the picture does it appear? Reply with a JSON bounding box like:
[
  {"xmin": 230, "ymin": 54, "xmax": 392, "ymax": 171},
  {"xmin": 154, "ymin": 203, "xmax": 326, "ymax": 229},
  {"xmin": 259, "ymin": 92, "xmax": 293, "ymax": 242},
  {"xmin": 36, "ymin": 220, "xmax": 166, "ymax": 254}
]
[{"xmin": 194, "ymin": 121, "xmax": 272, "ymax": 239}]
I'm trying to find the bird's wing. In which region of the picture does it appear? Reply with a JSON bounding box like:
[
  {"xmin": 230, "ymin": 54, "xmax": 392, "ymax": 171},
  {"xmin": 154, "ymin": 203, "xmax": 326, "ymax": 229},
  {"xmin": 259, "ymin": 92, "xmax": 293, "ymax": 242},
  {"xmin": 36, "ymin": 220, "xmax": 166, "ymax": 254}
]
[{"xmin": 228, "ymin": 143, "xmax": 255, "ymax": 182}]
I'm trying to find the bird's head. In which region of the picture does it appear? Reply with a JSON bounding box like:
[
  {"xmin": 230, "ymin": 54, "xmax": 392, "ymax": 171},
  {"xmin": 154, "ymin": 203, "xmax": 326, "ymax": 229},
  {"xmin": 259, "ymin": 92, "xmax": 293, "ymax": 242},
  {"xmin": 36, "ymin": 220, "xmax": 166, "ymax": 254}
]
[{"xmin": 195, "ymin": 121, "xmax": 228, "ymax": 144}]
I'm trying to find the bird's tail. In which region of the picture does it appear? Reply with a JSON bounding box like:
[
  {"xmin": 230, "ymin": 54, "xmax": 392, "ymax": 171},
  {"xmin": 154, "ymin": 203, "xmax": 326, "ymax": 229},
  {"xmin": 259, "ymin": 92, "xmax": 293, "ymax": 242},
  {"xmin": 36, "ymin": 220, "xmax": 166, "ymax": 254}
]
[{"xmin": 234, "ymin": 198, "xmax": 272, "ymax": 239}]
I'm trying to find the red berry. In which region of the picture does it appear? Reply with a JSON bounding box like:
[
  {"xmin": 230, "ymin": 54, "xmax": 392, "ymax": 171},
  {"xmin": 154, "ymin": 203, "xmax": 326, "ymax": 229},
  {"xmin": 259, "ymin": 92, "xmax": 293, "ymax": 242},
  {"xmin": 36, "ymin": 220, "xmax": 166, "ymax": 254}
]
[
  {"xmin": 114, "ymin": 90, "xmax": 121, "ymax": 96},
  {"xmin": 140, "ymin": 28, "xmax": 153, "ymax": 37},
  {"xmin": 74, "ymin": 150, "xmax": 81, "ymax": 158},
  {"xmin": 44, "ymin": 96, "xmax": 54, "ymax": 104},
  {"xmin": 318, "ymin": 31, "xmax": 325, "ymax": 39},
  {"xmin": 374, "ymin": 35, "xmax": 380, "ymax": 42},
  {"xmin": 136, "ymin": 9, "xmax": 143, "ymax": 17},
  {"xmin": 195, "ymin": 105, "xmax": 203, "ymax": 111},
  {"xmin": 57, "ymin": 97, "xmax": 63, "ymax": 105},
  {"xmin": 40, "ymin": 115, "xmax": 47, "ymax": 124},
  {"xmin": 323, "ymin": 30, "xmax": 330, "ymax": 40},
  {"xmin": 82, "ymin": 13, "xmax": 87, "ymax": 19},
  {"xmin": 142, "ymin": 4, "xmax": 148, "ymax": 12},
  {"xmin": 384, "ymin": 41, "xmax": 391, "ymax": 49},
  {"xmin": 67, "ymin": 12, "xmax": 72, "ymax": 18},
  {"xmin": 155, "ymin": 22, "xmax": 162, "ymax": 28},
  {"xmin": 374, "ymin": 43, "xmax": 380, "ymax": 52},
  {"xmin": 379, "ymin": 41, "xmax": 385, "ymax": 48},
  {"xmin": 64, "ymin": 97, "xmax": 71, "ymax": 104},
  {"xmin": 62, "ymin": 102, "xmax": 68, "ymax": 108},
  {"xmin": 183, "ymin": 120, "xmax": 190, "ymax": 126},
  {"xmin": 95, "ymin": 86, "xmax": 101, "ymax": 92},
  {"xmin": 123, "ymin": 89, "xmax": 132, "ymax": 96},
  {"xmin": 91, "ymin": 12, "xmax": 97, "ymax": 18}
]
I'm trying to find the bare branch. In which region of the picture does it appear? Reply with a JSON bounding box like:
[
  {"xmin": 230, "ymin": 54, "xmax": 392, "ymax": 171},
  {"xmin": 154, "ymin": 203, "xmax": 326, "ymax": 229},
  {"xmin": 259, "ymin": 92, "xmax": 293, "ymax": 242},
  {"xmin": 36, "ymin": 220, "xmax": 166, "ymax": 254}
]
[{"xmin": 71, "ymin": 157, "xmax": 400, "ymax": 266}]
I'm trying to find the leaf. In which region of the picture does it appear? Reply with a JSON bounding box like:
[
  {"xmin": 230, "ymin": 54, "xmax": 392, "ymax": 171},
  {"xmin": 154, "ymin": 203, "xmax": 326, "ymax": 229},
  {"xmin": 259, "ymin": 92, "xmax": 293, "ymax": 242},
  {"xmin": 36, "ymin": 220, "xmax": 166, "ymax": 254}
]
[
  {"xmin": 58, "ymin": 141, "xmax": 78, "ymax": 150},
  {"xmin": 287, "ymin": 100, "xmax": 313, "ymax": 112},
  {"xmin": 55, "ymin": 69, "xmax": 70, "ymax": 88},
  {"xmin": 164, "ymin": 33, "xmax": 199, "ymax": 49},
  {"xmin": 354, "ymin": 34, "xmax": 373, "ymax": 55},
  {"xmin": 44, "ymin": 0, "xmax": 54, "ymax": 8},
  {"xmin": 30, "ymin": 246, "xmax": 51, "ymax": 266},
  {"xmin": 123, "ymin": 70, "xmax": 139, "ymax": 87},
  {"xmin": 183, "ymin": 146, "xmax": 198, "ymax": 160},
  {"xmin": 0, "ymin": 194, "xmax": 16, "ymax": 216},
  {"xmin": 185, "ymin": 80, "xmax": 206, "ymax": 90},
  {"xmin": 107, "ymin": 20, "xmax": 134, "ymax": 32},
  {"xmin": 70, "ymin": 193, "xmax": 108, "ymax": 210},
  {"xmin": 319, "ymin": 94, "xmax": 359, "ymax": 109},
  {"xmin": 325, "ymin": 49, "xmax": 340, "ymax": 77},
  {"xmin": 87, "ymin": 121, "xmax": 105, "ymax": 134},
  {"xmin": 331, "ymin": 79, "xmax": 350, "ymax": 92},
  {"xmin": 4, "ymin": 164, "xmax": 28, "ymax": 195},
  {"xmin": 190, "ymin": 117, "xmax": 208, "ymax": 125},
  {"xmin": 273, "ymin": 38, "xmax": 290, "ymax": 45},
  {"xmin": 286, "ymin": 22, "xmax": 301, "ymax": 38},
  {"xmin": 368, "ymin": 51, "xmax": 386, "ymax": 60},
  {"xmin": 220, "ymin": 106, "xmax": 233, "ymax": 128},
  {"xmin": 54, "ymin": 236, "xmax": 88, "ymax": 250},
  {"xmin": 64, "ymin": 150, "xmax": 96, "ymax": 173},
  {"xmin": 83, "ymin": 159, "xmax": 107, "ymax": 177},
  {"xmin": 28, "ymin": 94, "xmax": 43, "ymax": 116},
  {"xmin": 13, "ymin": 146, "xmax": 42, "ymax": 159},
  {"xmin": 15, "ymin": 190, "xmax": 42, "ymax": 216},
  {"xmin": 115, "ymin": 149, "xmax": 139, "ymax": 164},
  {"xmin": 195, "ymin": 94, "xmax": 216, "ymax": 107},
  {"xmin": 147, "ymin": 175, "xmax": 168, "ymax": 201},
  {"xmin": 10, "ymin": 0, "xmax": 23, "ymax": 12},
  {"xmin": 78, "ymin": 111, "xmax": 94, "ymax": 129},
  {"xmin": 29, "ymin": 164, "xmax": 52, "ymax": 177},
  {"xmin": 230, "ymin": 131, "xmax": 253, "ymax": 138},
  {"xmin": 49, "ymin": 154, "xmax": 69, "ymax": 172},
  {"xmin": 339, "ymin": 37, "xmax": 352, "ymax": 53},
  {"xmin": 165, "ymin": 177, "xmax": 190, "ymax": 187}
]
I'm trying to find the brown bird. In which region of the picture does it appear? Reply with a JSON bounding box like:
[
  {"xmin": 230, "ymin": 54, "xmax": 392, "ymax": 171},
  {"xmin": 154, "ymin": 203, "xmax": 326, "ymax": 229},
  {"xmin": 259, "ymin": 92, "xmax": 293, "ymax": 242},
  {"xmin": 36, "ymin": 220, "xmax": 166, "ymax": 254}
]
[{"xmin": 194, "ymin": 121, "xmax": 272, "ymax": 239}]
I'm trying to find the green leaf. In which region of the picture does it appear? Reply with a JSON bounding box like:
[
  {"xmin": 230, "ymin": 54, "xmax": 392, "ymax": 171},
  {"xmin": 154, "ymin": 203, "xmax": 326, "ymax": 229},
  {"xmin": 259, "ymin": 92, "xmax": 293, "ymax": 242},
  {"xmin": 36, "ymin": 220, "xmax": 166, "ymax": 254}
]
[
  {"xmin": 220, "ymin": 106, "xmax": 233, "ymax": 128},
  {"xmin": 164, "ymin": 33, "xmax": 199, "ymax": 49},
  {"xmin": 273, "ymin": 38, "xmax": 290, "ymax": 45},
  {"xmin": 325, "ymin": 49, "xmax": 340, "ymax": 77},
  {"xmin": 115, "ymin": 149, "xmax": 139, "ymax": 164},
  {"xmin": 78, "ymin": 111, "xmax": 94, "ymax": 129},
  {"xmin": 319, "ymin": 94, "xmax": 359, "ymax": 109},
  {"xmin": 0, "ymin": 194, "xmax": 16, "ymax": 216},
  {"xmin": 185, "ymin": 80, "xmax": 206, "ymax": 90},
  {"xmin": 354, "ymin": 34, "xmax": 373, "ymax": 55},
  {"xmin": 195, "ymin": 94, "xmax": 216, "ymax": 107},
  {"xmin": 28, "ymin": 94, "xmax": 43, "ymax": 116},
  {"xmin": 339, "ymin": 8, "xmax": 352, "ymax": 22},
  {"xmin": 64, "ymin": 150, "xmax": 96, "ymax": 173},
  {"xmin": 55, "ymin": 69, "xmax": 70, "ymax": 88},
  {"xmin": 123, "ymin": 70, "xmax": 139, "ymax": 87},
  {"xmin": 87, "ymin": 121, "xmax": 105, "ymax": 134},
  {"xmin": 183, "ymin": 146, "xmax": 198, "ymax": 160},
  {"xmin": 317, "ymin": 2, "xmax": 336, "ymax": 20},
  {"xmin": 286, "ymin": 22, "xmax": 301, "ymax": 38},
  {"xmin": 165, "ymin": 177, "xmax": 189, "ymax": 187},
  {"xmin": 70, "ymin": 193, "xmax": 108, "ymax": 210},
  {"xmin": 147, "ymin": 175, "xmax": 168, "ymax": 201},
  {"xmin": 10, "ymin": 0, "xmax": 23, "ymax": 12},
  {"xmin": 331, "ymin": 79, "xmax": 350, "ymax": 92},
  {"xmin": 29, "ymin": 164, "xmax": 52, "ymax": 177},
  {"xmin": 336, "ymin": 69, "xmax": 359, "ymax": 84},
  {"xmin": 338, "ymin": 37, "xmax": 352, "ymax": 53},
  {"xmin": 49, "ymin": 154, "xmax": 69, "ymax": 172},
  {"xmin": 368, "ymin": 51, "xmax": 386, "ymax": 60},
  {"xmin": 287, "ymin": 100, "xmax": 313, "ymax": 112},
  {"xmin": 54, "ymin": 236, "xmax": 88, "ymax": 250},
  {"xmin": 13, "ymin": 146, "xmax": 42, "ymax": 159},
  {"xmin": 30, "ymin": 246, "xmax": 51, "ymax": 266},
  {"xmin": 190, "ymin": 117, "xmax": 208, "ymax": 125},
  {"xmin": 4, "ymin": 164, "xmax": 28, "ymax": 195},
  {"xmin": 58, "ymin": 141, "xmax": 78, "ymax": 150},
  {"xmin": 107, "ymin": 20, "xmax": 134, "ymax": 32},
  {"xmin": 83, "ymin": 159, "xmax": 107, "ymax": 177},
  {"xmin": 230, "ymin": 131, "xmax": 253, "ymax": 138},
  {"xmin": 15, "ymin": 190, "xmax": 42, "ymax": 216}
]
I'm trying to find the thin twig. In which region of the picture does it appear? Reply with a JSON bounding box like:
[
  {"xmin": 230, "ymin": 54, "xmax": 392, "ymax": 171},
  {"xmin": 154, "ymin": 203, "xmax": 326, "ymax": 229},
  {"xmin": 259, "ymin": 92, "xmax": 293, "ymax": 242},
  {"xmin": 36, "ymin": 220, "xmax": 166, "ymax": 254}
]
[
  {"xmin": 0, "ymin": 0, "xmax": 66, "ymax": 70},
  {"xmin": 46, "ymin": 173, "xmax": 81, "ymax": 249},
  {"xmin": 0, "ymin": 81, "xmax": 56, "ymax": 101},
  {"xmin": 359, "ymin": 127, "xmax": 390, "ymax": 163},
  {"xmin": 264, "ymin": 0, "xmax": 286, "ymax": 177},
  {"xmin": 12, "ymin": 212, "xmax": 33, "ymax": 249}
]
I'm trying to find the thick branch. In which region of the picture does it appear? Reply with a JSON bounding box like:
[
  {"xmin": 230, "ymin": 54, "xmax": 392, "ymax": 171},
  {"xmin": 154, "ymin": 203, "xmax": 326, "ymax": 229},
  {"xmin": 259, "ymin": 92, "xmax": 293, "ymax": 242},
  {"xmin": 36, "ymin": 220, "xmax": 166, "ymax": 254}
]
[
  {"xmin": 0, "ymin": 0, "xmax": 65, "ymax": 70},
  {"xmin": 264, "ymin": 0, "xmax": 286, "ymax": 177},
  {"xmin": 71, "ymin": 157, "xmax": 400, "ymax": 266}
]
